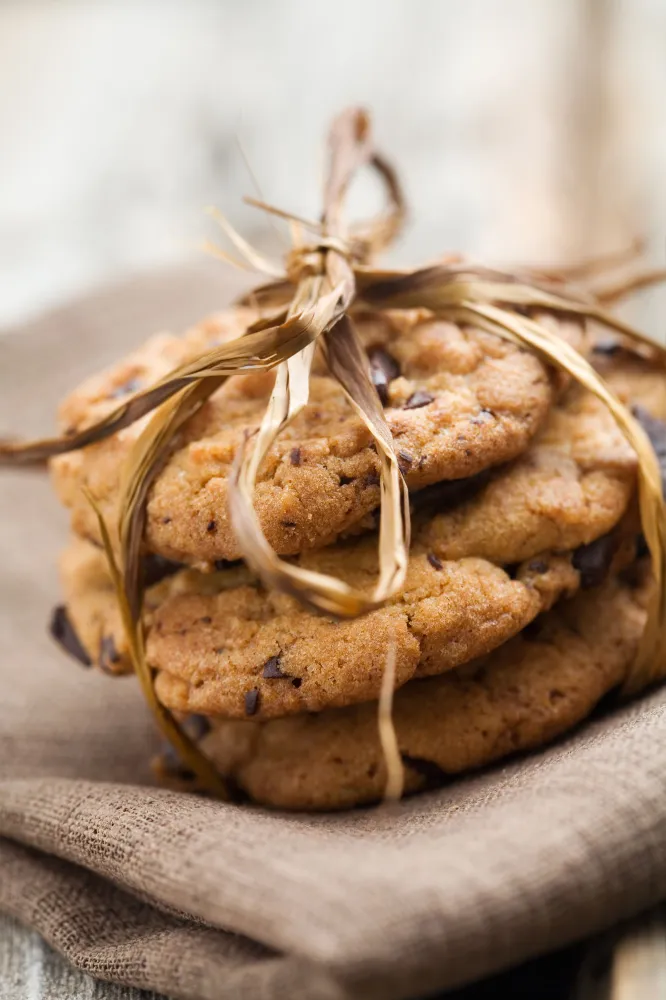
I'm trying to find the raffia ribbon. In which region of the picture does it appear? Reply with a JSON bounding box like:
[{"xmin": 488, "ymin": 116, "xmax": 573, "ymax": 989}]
[{"xmin": 2, "ymin": 107, "xmax": 666, "ymax": 793}]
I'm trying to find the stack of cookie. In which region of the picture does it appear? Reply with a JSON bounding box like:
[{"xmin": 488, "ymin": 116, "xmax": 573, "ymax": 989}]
[{"xmin": 49, "ymin": 307, "xmax": 664, "ymax": 810}]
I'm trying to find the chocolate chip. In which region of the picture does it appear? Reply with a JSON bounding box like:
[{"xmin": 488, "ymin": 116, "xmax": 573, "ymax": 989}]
[
  {"xmin": 368, "ymin": 347, "xmax": 400, "ymax": 406},
  {"xmin": 291, "ymin": 677, "xmax": 302, "ymax": 689},
  {"xmin": 49, "ymin": 606, "xmax": 91, "ymax": 667},
  {"xmin": 592, "ymin": 338, "xmax": 621, "ymax": 356},
  {"xmin": 290, "ymin": 447, "xmax": 302, "ymax": 466},
  {"xmin": 572, "ymin": 532, "xmax": 619, "ymax": 589},
  {"xmin": 206, "ymin": 520, "xmax": 217, "ymax": 533},
  {"xmin": 111, "ymin": 376, "xmax": 142, "ymax": 399},
  {"xmin": 244, "ymin": 689, "xmax": 260, "ymax": 715},
  {"xmin": 339, "ymin": 475, "xmax": 355, "ymax": 486},
  {"xmin": 262, "ymin": 656, "xmax": 286, "ymax": 679},
  {"xmin": 401, "ymin": 753, "xmax": 450, "ymax": 789},
  {"xmin": 404, "ymin": 390, "xmax": 434, "ymax": 410},
  {"xmin": 470, "ymin": 408, "xmax": 495, "ymax": 425},
  {"xmin": 364, "ymin": 471, "xmax": 381, "ymax": 487},
  {"xmin": 633, "ymin": 406, "xmax": 666, "ymax": 494},
  {"xmin": 183, "ymin": 714, "xmax": 210, "ymax": 741},
  {"xmin": 410, "ymin": 468, "xmax": 493, "ymax": 516},
  {"xmin": 142, "ymin": 553, "xmax": 182, "ymax": 588},
  {"xmin": 398, "ymin": 449, "xmax": 414, "ymax": 472},
  {"xmin": 527, "ymin": 559, "xmax": 548, "ymax": 574},
  {"xmin": 427, "ymin": 553, "xmax": 443, "ymax": 570}
]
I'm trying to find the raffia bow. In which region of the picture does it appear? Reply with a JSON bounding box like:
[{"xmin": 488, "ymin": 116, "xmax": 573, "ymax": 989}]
[{"xmin": 3, "ymin": 107, "xmax": 666, "ymax": 796}]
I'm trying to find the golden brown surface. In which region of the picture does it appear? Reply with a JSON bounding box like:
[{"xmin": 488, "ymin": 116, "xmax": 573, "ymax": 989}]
[
  {"xmin": 176, "ymin": 571, "xmax": 648, "ymax": 810},
  {"xmin": 51, "ymin": 308, "xmax": 562, "ymax": 567},
  {"xmin": 59, "ymin": 535, "xmax": 580, "ymax": 713},
  {"xmin": 418, "ymin": 382, "xmax": 637, "ymax": 563}
]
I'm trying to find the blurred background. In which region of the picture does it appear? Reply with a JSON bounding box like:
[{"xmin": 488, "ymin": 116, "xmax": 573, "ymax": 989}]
[{"xmin": 1, "ymin": 0, "xmax": 665, "ymax": 333}]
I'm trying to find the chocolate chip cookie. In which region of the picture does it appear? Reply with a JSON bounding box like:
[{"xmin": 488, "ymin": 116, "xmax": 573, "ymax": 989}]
[
  {"xmin": 56, "ymin": 534, "xmax": 584, "ymax": 715},
  {"xmin": 155, "ymin": 569, "xmax": 650, "ymax": 810},
  {"xmin": 51, "ymin": 309, "xmax": 574, "ymax": 568},
  {"xmin": 417, "ymin": 381, "xmax": 638, "ymax": 565}
]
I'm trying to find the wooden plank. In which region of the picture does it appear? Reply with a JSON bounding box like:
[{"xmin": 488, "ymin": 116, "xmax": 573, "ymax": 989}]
[{"xmin": 0, "ymin": 914, "xmax": 164, "ymax": 1000}]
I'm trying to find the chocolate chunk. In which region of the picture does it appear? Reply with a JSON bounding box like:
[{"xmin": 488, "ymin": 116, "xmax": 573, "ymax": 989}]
[
  {"xmin": 427, "ymin": 553, "xmax": 443, "ymax": 570},
  {"xmin": 142, "ymin": 554, "xmax": 182, "ymax": 588},
  {"xmin": 49, "ymin": 606, "xmax": 91, "ymax": 667},
  {"xmin": 404, "ymin": 390, "xmax": 434, "ymax": 410},
  {"xmin": 183, "ymin": 713, "xmax": 211, "ymax": 741},
  {"xmin": 99, "ymin": 635, "xmax": 120, "ymax": 672},
  {"xmin": 527, "ymin": 559, "xmax": 548, "ymax": 574},
  {"xmin": 401, "ymin": 753, "xmax": 450, "ymax": 789},
  {"xmin": 398, "ymin": 449, "xmax": 414, "ymax": 472},
  {"xmin": 592, "ymin": 338, "xmax": 621, "ymax": 356},
  {"xmin": 111, "ymin": 376, "xmax": 142, "ymax": 399},
  {"xmin": 262, "ymin": 655, "xmax": 286, "ymax": 679},
  {"xmin": 633, "ymin": 405, "xmax": 666, "ymax": 494},
  {"xmin": 206, "ymin": 519, "xmax": 217, "ymax": 533},
  {"xmin": 339, "ymin": 475, "xmax": 355, "ymax": 486},
  {"xmin": 470, "ymin": 408, "xmax": 495, "ymax": 425},
  {"xmin": 244, "ymin": 689, "xmax": 260, "ymax": 716},
  {"xmin": 572, "ymin": 532, "xmax": 619, "ymax": 589},
  {"xmin": 290, "ymin": 447, "xmax": 302, "ymax": 466},
  {"xmin": 368, "ymin": 347, "xmax": 400, "ymax": 406},
  {"xmin": 410, "ymin": 468, "xmax": 493, "ymax": 516}
]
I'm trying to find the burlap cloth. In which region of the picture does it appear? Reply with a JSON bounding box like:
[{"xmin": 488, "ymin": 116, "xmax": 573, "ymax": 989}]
[{"xmin": 2, "ymin": 262, "xmax": 666, "ymax": 1000}]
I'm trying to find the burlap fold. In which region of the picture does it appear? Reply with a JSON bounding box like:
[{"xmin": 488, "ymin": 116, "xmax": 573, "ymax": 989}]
[{"xmin": 2, "ymin": 264, "xmax": 666, "ymax": 1000}]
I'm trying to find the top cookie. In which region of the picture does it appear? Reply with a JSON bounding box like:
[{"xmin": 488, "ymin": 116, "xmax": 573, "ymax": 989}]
[{"xmin": 50, "ymin": 308, "xmax": 575, "ymax": 567}]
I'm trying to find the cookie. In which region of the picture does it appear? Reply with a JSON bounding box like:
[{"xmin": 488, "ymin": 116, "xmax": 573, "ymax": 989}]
[
  {"xmin": 56, "ymin": 539, "xmax": 255, "ymax": 676},
  {"xmin": 156, "ymin": 569, "xmax": 650, "ymax": 810},
  {"xmin": 56, "ymin": 535, "xmax": 582, "ymax": 715},
  {"xmin": 51, "ymin": 309, "xmax": 577, "ymax": 568},
  {"xmin": 591, "ymin": 338, "xmax": 666, "ymax": 420},
  {"xmin": 417, "ymin": 380, "xmax": 638, "ymax": 565}
]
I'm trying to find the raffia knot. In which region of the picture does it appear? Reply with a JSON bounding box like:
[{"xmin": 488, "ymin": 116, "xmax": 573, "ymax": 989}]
[{"xmin": 284, "ymin": 235, "xmax": 363, "ymax": 286}]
